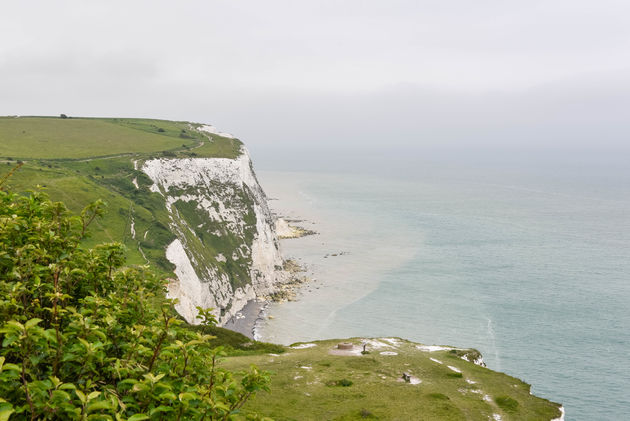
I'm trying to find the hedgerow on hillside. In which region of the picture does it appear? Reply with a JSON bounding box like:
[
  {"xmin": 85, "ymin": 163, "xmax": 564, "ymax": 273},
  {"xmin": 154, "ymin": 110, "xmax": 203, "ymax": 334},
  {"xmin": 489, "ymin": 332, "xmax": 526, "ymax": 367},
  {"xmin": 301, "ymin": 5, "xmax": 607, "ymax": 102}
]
[{"xmin": 0, "ymin": 182, "xmax": 271, "ymax": 420}]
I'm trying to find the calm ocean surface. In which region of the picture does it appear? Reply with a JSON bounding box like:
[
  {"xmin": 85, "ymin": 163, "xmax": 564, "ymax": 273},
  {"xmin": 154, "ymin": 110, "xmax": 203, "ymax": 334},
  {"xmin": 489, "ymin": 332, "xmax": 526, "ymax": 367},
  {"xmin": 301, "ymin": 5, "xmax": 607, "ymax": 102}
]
[{"xmin": 256, "ymin": 162, "xmax": 630, "ymax": 421}]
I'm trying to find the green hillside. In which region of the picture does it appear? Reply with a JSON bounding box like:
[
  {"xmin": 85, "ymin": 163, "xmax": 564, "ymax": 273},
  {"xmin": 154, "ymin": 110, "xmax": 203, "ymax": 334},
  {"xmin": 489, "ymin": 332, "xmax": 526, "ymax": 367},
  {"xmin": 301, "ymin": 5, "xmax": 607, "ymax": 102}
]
[{"xmin": 0, "ymin": 116, "xmax": 241, "ymax": 272}]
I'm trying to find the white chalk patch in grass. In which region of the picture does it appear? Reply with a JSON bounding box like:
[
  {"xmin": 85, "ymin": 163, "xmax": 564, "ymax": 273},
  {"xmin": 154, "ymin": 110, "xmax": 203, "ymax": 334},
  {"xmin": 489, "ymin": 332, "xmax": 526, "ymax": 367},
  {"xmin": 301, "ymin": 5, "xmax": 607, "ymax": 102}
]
[
  {"xmin": 328, "ymin": 347, "xmax": 363, "ymax": 356},
  {"xmin": 466, "ymin": 379, "xmax": 477, "ymax": 384},
  {"xmin": 132, "ymin": 177, "xmax": 139, "ymax": 189},
  {"xmin": 492, "ymin": 414, "xmax": 502, "ymax": 421},
  {"xmin": 381, "ymin": 338, "xmax": 401, "ymax": 347},
  {"xmin": 300, "ymin": 366, "xmax": 312, "ymax": 370},
  {"xmin": 483, "ymin": 395, "xmax": 492, "ymax": 402},
  {"xmin": 291, "ymin": 343, "xmax": 317, "ymax": 349},
  {"xmin": 380, "ymin": 351, "xmax": 398, "ymax": 356},
  {"xmin": 294, "ymin": 375, "xmax": 303, "ymax": 380},
  {"xmin": 447, "ymin": 366, "xmax": 462, "ymax": 373},
  {"xmin": 361, "ymin": 339, "xmax": 391, "ymax": 349},
  {"xmin": 409, "ymin": 377, "xmax": 422, "ymax": 385},
  {"xmin": 417, "ymin": 345, "xmax": 455, "ymax": 352},
  {"xmin": 430, "ymin": 358, "xmax": 443, "ymax": 364}
]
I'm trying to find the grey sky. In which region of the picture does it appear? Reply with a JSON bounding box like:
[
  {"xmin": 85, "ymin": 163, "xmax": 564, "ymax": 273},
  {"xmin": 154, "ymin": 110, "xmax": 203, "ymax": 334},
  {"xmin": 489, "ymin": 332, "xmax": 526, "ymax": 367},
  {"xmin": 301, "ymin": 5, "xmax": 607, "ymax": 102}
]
[{"xmin": 2, "ymin": 0, "xmax": 630, "ymax": 165}]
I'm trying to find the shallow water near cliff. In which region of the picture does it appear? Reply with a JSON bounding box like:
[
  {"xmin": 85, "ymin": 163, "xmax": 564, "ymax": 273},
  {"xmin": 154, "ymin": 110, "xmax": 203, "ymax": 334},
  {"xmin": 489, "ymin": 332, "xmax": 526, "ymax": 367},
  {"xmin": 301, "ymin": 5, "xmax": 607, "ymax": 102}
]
[{"xmin": 256, "ymin": 161, "xmax": 630, "ymax": 421}]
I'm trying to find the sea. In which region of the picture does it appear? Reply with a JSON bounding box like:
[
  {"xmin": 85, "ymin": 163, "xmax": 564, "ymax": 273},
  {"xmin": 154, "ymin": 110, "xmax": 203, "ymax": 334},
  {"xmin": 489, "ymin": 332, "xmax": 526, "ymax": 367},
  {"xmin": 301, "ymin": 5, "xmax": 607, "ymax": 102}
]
[{"xmin": 253, "ymin": 153, "xmax": 630, "ymax": 421}]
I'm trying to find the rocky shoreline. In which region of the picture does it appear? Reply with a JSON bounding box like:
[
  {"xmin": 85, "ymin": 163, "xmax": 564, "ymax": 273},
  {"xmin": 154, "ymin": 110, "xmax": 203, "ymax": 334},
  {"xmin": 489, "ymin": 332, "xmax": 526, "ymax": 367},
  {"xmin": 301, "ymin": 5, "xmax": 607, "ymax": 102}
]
[
  {"xmin": 275, "ymin": 217, "xmax": 317, "ymax": 239},
  {"xmin": 222, "ymin": 300, "xmax": 267, "ymax": 339},
  {"xmin": 224, "ymin": 258, "xmax": 312, "ymax": 339}
]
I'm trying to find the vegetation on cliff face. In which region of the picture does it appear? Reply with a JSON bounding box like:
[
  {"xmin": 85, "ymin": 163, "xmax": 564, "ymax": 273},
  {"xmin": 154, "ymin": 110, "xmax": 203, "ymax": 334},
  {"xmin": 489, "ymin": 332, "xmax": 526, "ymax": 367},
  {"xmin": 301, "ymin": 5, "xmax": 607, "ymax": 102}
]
[{"xmin": 0, "ymin": 186, "xmax": 271, "ymax": 420}]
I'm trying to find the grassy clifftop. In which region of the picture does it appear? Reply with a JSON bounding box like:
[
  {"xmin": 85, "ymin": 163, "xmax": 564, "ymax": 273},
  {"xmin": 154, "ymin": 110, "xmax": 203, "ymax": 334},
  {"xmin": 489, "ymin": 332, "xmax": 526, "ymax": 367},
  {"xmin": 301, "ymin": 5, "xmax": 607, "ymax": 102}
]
[
  {"xmin": 222, "ymin": 338, "xmax": 563, "ymax": 421},
  {"xmin": 0, "ymin": 116, "xmax": 241, "ymax": 159}
]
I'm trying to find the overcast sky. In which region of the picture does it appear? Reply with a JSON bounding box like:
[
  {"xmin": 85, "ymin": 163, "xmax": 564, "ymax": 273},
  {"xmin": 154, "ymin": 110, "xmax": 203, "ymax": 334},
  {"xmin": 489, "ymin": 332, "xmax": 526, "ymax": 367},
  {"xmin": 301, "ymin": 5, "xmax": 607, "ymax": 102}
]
[{"xmin": 2, "ymin": 0, "xmax": 629, "ymax": 167}]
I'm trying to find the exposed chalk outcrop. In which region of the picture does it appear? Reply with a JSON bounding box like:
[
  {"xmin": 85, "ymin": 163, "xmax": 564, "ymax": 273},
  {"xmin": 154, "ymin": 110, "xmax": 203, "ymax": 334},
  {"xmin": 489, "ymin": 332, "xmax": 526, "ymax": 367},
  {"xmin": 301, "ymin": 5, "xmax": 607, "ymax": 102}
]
[
  {"xmin": 417, "ymin": 344, "xmax": 486, "ymax": 367},
  {"xmin": 142, "ymin": 141, "xmax": 286, "ymax": 325},
  {"xmin": 275, "ymin": 218, "xmax": 297, "ymax": 238}
]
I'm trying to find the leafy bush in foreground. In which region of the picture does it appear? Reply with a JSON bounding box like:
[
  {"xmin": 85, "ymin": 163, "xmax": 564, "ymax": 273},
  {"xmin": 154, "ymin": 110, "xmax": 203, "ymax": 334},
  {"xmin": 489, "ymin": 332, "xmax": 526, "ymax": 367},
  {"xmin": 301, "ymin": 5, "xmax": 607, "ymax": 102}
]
[{"xmin": 0, "ymin": 188, "xmax": 271, "ymax": 420}]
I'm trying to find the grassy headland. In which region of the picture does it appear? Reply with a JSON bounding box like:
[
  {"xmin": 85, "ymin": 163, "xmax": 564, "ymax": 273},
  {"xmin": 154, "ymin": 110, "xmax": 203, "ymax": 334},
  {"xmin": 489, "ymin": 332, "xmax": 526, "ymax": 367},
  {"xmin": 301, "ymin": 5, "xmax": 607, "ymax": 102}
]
[{"xmin": 222, "ymin": 338, "xmax": 563, "ymax": 420}]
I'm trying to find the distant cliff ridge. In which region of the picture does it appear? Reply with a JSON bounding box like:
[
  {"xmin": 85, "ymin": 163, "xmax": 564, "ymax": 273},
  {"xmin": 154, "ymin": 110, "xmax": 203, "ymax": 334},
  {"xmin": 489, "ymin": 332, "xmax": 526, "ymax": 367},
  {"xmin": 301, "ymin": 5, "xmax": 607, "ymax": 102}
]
[{"xmin": 142, "ymin": 148, "xmax": 287, "ymax": 325}]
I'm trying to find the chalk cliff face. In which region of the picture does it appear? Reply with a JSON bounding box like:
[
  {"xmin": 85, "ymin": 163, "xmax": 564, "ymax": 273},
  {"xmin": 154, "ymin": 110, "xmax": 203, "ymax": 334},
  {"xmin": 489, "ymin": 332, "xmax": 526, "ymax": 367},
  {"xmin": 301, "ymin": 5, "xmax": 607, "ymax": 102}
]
[{"xmin": 142, "ymin": 148, "xmax": 286, "ymax": 325}]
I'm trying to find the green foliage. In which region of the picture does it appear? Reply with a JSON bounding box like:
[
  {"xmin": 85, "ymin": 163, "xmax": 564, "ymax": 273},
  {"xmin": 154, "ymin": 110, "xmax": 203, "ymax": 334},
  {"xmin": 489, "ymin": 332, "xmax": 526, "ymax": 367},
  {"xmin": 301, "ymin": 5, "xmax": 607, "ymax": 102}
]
[
  {"xmin": 495, "ymin": 396, "xmax": 520, "ymax": 412},
  {"xmin": 196, "ymin": 307, "xmax": 218, "ymax": 327},
  {"xmin": 0, "ymin": 189, "xmax": 271, "ymax": 420},
  {"xmin": 326, "ymin": 379, "xmax": 353, "ymax": 387}
]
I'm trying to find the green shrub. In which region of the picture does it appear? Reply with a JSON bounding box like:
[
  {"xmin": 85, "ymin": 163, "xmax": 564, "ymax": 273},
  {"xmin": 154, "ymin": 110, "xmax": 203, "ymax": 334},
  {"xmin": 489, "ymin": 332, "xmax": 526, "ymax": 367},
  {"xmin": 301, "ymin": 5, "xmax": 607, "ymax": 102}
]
[
  {"xmin": 327, "ymin": 379, "xmax": 353, "ymax": 387},
  {"xmin": 359, "ymin": 408, "xmax": 377, "ymax": 419},
  {"xmin": 0, "ymin": 188, "xmax": 271, "ymax": 420},
  {"xmin": 496, "ymin": 396, "xmax": 520, "ymax": 412}
]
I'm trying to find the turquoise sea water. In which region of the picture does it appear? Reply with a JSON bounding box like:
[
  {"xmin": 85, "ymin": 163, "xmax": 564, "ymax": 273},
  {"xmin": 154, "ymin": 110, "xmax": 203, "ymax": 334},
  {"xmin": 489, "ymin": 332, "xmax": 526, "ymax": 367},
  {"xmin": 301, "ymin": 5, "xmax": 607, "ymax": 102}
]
[{"xmin": 256, "ymin": 162, "xmax": 630, "ymax": 420}]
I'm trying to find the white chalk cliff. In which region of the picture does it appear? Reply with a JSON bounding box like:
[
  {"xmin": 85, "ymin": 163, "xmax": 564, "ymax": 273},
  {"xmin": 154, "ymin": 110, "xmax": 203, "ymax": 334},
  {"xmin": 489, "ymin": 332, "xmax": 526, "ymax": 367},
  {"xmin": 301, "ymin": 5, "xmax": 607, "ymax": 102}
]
[{"xmin": 142, "ymin": 146, "xmax": 286, "ymax": 325}]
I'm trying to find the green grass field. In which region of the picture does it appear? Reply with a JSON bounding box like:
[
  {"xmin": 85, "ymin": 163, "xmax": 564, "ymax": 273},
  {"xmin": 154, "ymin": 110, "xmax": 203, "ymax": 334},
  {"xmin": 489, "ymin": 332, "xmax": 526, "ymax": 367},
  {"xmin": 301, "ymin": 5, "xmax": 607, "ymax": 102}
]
[
  {"xmin": 222, "ymin": 338, "xmax": 562, "ymax": 421},
  {"xmin": 0, "ymin": 116, "xmax": 241, "ymax": 160},
  {"xmin": 0, "ymin": 117, "xmax": 192, "ymax": 159}
]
